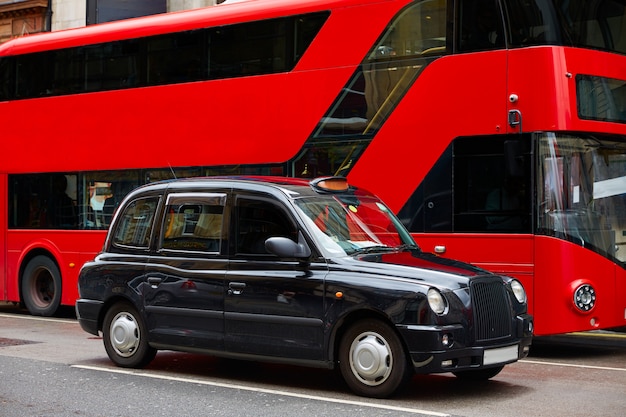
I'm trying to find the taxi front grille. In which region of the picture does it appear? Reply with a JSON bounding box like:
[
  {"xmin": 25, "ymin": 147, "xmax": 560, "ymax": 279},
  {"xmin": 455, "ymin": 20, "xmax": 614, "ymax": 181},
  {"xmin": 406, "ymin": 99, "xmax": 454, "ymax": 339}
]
[{"xmin": 471, "ymin": 279, "xmax": 512, "ymax": 342}]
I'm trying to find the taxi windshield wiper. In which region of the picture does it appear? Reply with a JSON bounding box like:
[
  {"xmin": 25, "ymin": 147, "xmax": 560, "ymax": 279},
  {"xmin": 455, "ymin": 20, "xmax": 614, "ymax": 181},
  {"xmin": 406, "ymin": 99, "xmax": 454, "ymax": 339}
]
[
  {"xmin": 352, "ymin": 243, "xmax": 419, "ymax": 255},
  {"xmin": 351, "ymin": 245, "xmax": 396, "ymax": 254},
  {"xmin": 396, "ymin": 243, "xmax": 420, "ymax": 252}
]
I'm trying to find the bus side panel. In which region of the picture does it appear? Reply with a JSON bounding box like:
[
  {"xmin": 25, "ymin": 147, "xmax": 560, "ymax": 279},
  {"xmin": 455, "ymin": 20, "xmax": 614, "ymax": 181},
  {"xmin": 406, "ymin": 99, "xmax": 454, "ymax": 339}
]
[
  {"xmin": 5, "ymin": 230, "xmax": 107, "ymax": 306},
  {"xmin": 2, "ymin": 69, "xmax": 354, "ymax": 174},
  {"xmin": 507, "ymin": 46, "xmax": 626, "ymax": 136},
  {"xmin": 616, "ymin": 265, "xmax": 626, "ymax": 330},
  {"xmin": 0, "ymin": 173, "xmax": 6, "ymax": 301},
  {"xmin": 534, "ymin": 235, "xmax": 622, "ymax": 335}
]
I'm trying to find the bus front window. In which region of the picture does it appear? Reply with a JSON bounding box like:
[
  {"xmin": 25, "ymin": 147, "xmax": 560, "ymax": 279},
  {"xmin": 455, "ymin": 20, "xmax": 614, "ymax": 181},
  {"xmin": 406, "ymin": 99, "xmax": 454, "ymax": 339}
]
[
  {"xmin": 537, "ymin": 133, "xmax": 626, "ymax": 264},
  {"xmin": 505, "ymin": 0, "xmax": 626, "ymax": 54}
]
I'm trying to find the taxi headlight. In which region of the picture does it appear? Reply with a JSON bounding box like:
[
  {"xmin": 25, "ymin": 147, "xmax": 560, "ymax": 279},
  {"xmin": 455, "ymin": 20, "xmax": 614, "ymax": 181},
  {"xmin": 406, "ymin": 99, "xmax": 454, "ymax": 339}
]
[
  {"xmin": 510, "ymin": 279, "xmax": 526, "ymax": 304},
  {"xmin": 427, "ymin": 288, "xmax": 448, "ymax": 315}
]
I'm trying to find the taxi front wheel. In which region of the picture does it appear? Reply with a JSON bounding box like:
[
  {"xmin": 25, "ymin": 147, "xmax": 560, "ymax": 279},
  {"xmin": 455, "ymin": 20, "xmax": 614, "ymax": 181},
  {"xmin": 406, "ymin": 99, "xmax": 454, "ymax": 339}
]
[
  {"xmin": 338, "ymin": 320, "xmax": 412, "ymax": 398},
  {"xmin": 102, "ymin": 302, "xmax": 156, "ymax": 368}
]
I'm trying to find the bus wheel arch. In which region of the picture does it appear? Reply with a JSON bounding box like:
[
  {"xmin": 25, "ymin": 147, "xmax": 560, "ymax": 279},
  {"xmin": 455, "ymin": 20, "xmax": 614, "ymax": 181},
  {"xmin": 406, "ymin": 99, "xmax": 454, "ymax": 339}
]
[{"xmin": 20, "ymin": 253, "xmax": 62, "ymax": 316}]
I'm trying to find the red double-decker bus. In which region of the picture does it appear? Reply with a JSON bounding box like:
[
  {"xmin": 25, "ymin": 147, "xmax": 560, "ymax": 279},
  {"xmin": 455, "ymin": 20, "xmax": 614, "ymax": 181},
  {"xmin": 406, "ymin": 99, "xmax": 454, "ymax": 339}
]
[{"xmin": 1, "ymin": 0, "xmax": 625, "ymax": 335}]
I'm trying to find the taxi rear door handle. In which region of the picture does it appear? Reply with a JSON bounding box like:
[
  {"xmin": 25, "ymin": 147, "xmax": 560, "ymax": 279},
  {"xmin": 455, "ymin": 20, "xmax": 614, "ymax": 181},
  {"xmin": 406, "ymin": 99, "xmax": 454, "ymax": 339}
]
[
  {"xmin": 228, "ymin": 282, "xmax": 246, "ymax": 295},
  {"xmin": 147, "ymin": 277, "xmax": 162, "ymax": 288}
]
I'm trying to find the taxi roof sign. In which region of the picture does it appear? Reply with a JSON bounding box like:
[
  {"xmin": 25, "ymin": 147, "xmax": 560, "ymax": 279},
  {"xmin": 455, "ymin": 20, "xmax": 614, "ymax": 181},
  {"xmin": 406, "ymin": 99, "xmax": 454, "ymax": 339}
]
[{"xmin": 310, "ymin": 176, "xmax": 350, "ymax": 192}]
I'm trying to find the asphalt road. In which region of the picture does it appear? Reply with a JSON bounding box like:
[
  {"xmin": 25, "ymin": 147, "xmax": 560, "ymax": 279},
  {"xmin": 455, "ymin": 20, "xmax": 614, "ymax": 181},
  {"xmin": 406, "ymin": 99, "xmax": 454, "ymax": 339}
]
[{"xmin": 1, "ymin": 303, "xmax": 625, "ymax": 417}]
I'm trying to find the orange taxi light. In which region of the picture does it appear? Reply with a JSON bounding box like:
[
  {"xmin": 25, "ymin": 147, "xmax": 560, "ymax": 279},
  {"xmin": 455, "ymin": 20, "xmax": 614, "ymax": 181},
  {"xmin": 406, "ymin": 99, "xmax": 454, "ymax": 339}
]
[{"xmin": 311, "ymin": 176, "xmax": 349, "ymax": 192}]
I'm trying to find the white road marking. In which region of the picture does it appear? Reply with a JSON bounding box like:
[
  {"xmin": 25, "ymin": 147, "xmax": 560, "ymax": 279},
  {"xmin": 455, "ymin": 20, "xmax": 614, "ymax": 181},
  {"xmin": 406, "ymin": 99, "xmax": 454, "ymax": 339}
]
[
  {"xmin": 71, "ymin": 364, "xmax": 451, "ymax": 416},
  {"xmin": 521, "ymin": 359, "xmax": 626, "ymax": 372},
  {"xmin": 0, "ymin": 312, "xmax": 76, "ymax": 325}
]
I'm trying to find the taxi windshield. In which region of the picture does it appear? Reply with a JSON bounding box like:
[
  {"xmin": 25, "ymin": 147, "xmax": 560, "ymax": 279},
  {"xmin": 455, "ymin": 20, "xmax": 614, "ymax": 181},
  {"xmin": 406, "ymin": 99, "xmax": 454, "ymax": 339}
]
[{"xmin": 294, "ymin": 193, "xmax": 418, "ymax": 256}]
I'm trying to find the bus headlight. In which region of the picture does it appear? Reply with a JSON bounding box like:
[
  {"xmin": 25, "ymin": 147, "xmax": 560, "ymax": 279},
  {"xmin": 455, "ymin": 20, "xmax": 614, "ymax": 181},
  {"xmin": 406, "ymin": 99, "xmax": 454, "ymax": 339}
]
[
  {"xmin": 510, "ymin": 279, "xmax": 526, "ymax": 304},
  {"xmin": 574, "ymin": 284, "xmax": 596, "ymax": 312},
  {"xmin": 427, "ymin": 288, "xmax": 448, "ymax": 315}
]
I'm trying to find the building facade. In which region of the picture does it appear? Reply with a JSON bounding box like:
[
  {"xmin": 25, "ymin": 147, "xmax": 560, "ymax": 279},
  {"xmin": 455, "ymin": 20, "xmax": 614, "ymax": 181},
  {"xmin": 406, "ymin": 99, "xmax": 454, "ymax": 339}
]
[
  {"xmin": 0, "ymin": 0, "xmax": 222, "ymax": 43},
  {"xmin": 0, "ymin": 1, "xmax": 49, "ymax": 43}
]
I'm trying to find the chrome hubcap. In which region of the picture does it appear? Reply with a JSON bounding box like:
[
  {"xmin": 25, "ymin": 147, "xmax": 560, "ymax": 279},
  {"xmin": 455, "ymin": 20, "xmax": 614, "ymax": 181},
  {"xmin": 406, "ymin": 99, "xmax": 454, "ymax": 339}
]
[
  {"xmin": 349, "ymin": 331, "xmax": 392, "ymax": 386},
  {"xmin": 110, "ymin": 312, "xmax": 139, "ymax": 357}
]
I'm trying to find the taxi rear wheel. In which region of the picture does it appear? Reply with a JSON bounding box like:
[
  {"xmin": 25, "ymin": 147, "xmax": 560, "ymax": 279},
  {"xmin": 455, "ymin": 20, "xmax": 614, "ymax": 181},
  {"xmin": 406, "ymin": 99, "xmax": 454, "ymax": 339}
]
[
  {"xmin": 338, "ymin": 319, "xmax": 412, "ymax": 398},
  {"xmin": 102, "ymin": 302, "xmax": 156, "ymax": 368}
]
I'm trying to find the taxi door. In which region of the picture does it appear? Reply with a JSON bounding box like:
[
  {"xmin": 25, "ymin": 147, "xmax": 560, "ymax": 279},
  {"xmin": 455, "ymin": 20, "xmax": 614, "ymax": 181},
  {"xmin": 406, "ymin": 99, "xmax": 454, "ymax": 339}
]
[
  {"xmin": 143, "ymin": 192, "xmax": 227, "ymax": 351},
  {"xmin": 224, "ymin": 194, "xmax": 328, "ymax": 361}
]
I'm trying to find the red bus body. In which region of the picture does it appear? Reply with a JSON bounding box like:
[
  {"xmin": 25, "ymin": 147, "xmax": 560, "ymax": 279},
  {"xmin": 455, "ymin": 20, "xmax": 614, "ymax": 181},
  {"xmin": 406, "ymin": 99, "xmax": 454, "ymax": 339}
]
[{"xmin": 1, "ymin": 0, "xmax": 625, "ymax": 335}]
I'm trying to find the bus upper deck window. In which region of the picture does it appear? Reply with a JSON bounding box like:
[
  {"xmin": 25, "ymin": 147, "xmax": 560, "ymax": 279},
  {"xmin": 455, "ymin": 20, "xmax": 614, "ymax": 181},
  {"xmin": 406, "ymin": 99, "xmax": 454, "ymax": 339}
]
[
  {"xmin": 368, "ymin": 0, "xmax": 448, "ymax": 61},
  {"xmin": 458, "ymin": 0, "xmax": 505, "ymax": 52}
]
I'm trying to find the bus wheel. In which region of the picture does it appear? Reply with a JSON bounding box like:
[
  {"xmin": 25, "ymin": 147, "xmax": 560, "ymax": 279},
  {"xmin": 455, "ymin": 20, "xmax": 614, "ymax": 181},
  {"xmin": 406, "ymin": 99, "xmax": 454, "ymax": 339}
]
[
  {"xmin": 21, "ymin": 255, "xmax": 62, "ymax": 316},
  {"xmin": 338, "ymin": 320, "xmax": 412, "ymax": 398},
  {"xmin": 103, "ymin": 302, "xmax": 156, "ymax": 368}
]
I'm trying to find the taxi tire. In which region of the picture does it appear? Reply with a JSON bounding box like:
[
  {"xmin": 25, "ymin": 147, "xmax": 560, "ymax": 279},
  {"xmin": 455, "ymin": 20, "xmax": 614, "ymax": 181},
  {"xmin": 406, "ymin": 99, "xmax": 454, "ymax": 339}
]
[
  {"xmin": 338, "ymin": 319, "xmax": 411, "ymax": 398},
  {"xmin": 103, "ymin": 302, "xmax": 157, "ymax": 368}
]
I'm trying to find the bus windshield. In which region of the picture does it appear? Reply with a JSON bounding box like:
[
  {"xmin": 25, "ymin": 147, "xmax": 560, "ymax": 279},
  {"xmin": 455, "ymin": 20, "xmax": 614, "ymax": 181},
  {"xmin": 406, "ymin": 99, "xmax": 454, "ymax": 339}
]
[
  {"xmin": 295, "ymin": 195, "xmax": 418, "ymax": 256},
  {"xmin": 537, "ymin": 132, "xmax": 626, "ymax": 264},
  {"xmin": 505, "ymin": 0, "xmax": 626, "ymax": 54}
]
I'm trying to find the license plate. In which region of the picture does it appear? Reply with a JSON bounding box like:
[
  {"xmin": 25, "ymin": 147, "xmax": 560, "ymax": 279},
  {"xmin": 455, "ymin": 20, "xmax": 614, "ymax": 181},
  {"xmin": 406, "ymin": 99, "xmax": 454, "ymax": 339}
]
[{"xmin": 483, "ymin": 344, "xmax": 519, "ymax": 366}]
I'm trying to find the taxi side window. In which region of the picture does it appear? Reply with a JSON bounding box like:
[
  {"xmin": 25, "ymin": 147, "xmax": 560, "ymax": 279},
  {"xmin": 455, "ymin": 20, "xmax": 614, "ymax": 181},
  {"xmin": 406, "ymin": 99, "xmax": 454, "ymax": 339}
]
[
  {"xmin": 161, "ymin": 193, "xmax": 226, "ymax": 253},
  {"xmin": 112, "ymin": 197, "xmax": 160, "ymax": 248},
  {"xmin": 235, "ymin": 197, "xmax": 295, "ymax": 255}
]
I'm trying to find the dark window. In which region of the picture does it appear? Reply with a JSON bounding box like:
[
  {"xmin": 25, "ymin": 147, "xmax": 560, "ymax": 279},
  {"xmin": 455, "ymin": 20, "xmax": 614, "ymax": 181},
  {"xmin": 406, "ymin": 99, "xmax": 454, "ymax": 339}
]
[
  {"xmin": 397, "ymin": 144, "xmax": 453, "ymax": 232},
  {"xmin": 6, "ymin": 166, "xmax": 284, "ymax": 231},
  {"xmin": 161, "ymin": 193, "xmax": 226, "ymax": 253},
  {"xmin": 87, "ymin": 0, "xmax": 167, "ymax": 25},
  {"xmin": 454, "ymin": 137, "xmax": 531, "ymax": 233},
  {"xmin": 147, "ymin": 30, "xmax": 208, "ymax": 85},
  {"xmin": 0, "ymin": 57, "xmax": 14, "ymax": 100},
  {"xmin": 84, "ymin": 39, "xmax": 142, "ymax": 91},
  {"xmin": 458, "ymin": 0, "xmax": 505, "ymax": 52},
  {"xmin": 80, "ymin": 171, "xmax": 143, "ymax": 229},
  {"xmin": 504, "ymin": 0, "xmax": 626, "ymax": 54},
  {"xmin": 8, "ymin": 171, "xmax": 142, "ymax": 230},
  {"xmin": 577, "ymin": 74, "xmax": 626, "ymax": 124},
  {"xmin": 8, "ymin": 174, "xmax": 78, "ymax": 229},
  {"xmin": 235, "ymin": 197, "xmax": 296, "ymax": 255},
  {"xmin": 0, "ymin": 12, "xmax": 328, "ymax": 101},
  {"xmin": 399, "ymin": 135, "xmax": 532, "ymax": 234},
  {"xmin": 112, "ymin": 197, "xmax": 160, "ymax": 248},
  {"xmin": 211, "ymin": 18, "xmax": 289, "ymax": 78}
]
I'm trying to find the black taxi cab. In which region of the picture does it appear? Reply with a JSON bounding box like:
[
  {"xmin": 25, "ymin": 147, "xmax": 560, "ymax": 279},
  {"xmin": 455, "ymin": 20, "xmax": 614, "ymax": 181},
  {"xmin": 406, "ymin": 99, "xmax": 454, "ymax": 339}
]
[{"xmin": 76, "ymin": 176, "xmax": 533, "ymax": 398}]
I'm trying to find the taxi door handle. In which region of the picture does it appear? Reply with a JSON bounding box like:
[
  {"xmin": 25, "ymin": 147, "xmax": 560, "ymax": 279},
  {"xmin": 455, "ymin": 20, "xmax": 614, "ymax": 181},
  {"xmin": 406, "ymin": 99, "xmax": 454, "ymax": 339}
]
[
  {"xmin": 147, "ymin": 277, "xmax": 162, "ymax": 288},
  {"xmin": 434, "ymin": 245, "xmax": 446, "ymax": 254},
  {"xmin": 228, "ymin": 282, "xmax": 246, "ymax": 295}
]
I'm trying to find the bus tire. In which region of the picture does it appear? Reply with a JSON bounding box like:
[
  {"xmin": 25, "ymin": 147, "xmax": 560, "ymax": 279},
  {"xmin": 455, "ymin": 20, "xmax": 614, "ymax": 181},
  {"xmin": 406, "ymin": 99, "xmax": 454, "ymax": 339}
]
[
  {"xmin": 338, "ymin": 319, "xmax": 412, "ymax": 398},
  {"xmin": 21, "ymin": 255, "xmax": 62, "ymax": 316},
  {"xmin": 103, "ymin": 302, "xmax": 157, "ymax": 368}
]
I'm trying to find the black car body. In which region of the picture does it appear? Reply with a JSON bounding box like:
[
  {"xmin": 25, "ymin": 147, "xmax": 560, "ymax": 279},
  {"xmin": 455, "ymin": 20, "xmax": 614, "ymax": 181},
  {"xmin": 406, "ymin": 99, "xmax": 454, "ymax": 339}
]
[{"xmin": 76, "ymin": 176, "xmax": 533, "ymax": 398}]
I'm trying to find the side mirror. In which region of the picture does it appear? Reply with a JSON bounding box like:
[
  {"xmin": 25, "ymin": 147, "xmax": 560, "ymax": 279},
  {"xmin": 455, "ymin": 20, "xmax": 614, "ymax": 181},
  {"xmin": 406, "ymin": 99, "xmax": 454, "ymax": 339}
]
[{"xmin": 265, "ymin": 232, "xmax": 311, "ymax": 258}]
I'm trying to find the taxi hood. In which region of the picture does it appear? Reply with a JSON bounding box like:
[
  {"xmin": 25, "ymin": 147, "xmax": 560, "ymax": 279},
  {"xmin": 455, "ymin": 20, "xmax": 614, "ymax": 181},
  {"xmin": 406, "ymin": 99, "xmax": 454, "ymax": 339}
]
[{"xmin": 337, "ymin": 249, "xmax": 495, "ymax": 290}]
